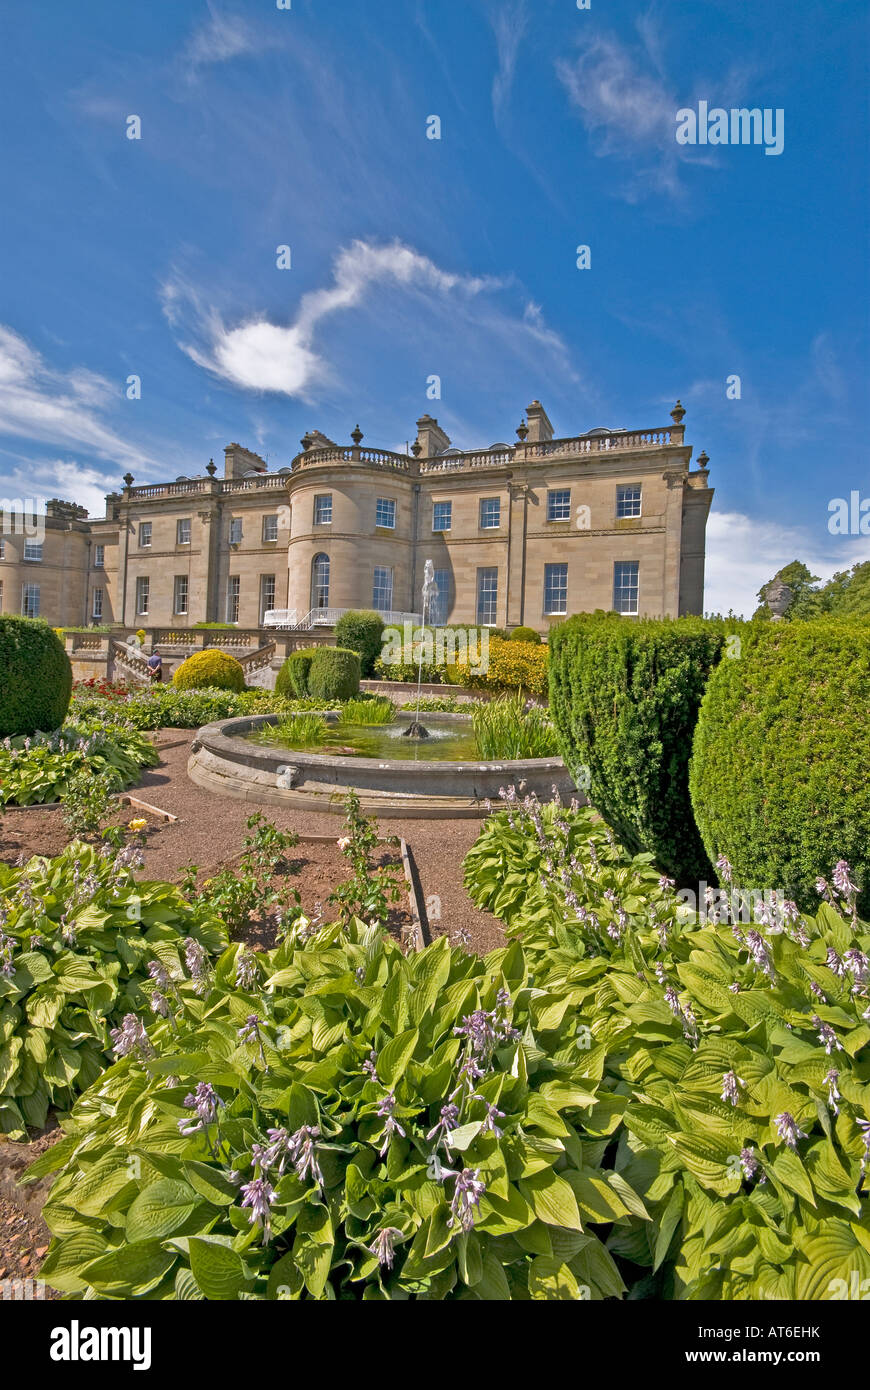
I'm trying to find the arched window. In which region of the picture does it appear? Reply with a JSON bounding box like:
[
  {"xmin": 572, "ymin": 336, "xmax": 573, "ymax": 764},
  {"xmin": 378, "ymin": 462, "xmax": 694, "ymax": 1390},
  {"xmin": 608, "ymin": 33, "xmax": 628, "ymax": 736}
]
[{"xmin": 311, "ymin": 553, "xmax": 330, "ymax": 610}]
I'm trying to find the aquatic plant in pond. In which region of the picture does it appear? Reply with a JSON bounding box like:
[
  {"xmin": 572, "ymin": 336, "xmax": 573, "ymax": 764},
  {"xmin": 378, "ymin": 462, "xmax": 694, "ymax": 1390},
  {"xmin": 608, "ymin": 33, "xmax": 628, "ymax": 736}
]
[{"xmin": 472, "ymin": 695, "xmax": 558, "ymax": 760}]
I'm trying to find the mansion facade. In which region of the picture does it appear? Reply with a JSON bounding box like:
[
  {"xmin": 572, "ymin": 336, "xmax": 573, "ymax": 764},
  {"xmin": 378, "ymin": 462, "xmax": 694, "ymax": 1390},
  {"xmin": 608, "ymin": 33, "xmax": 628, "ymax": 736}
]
[{"xmin": 0, "ymin": 400, "xmax": 713, "ymax": 634}]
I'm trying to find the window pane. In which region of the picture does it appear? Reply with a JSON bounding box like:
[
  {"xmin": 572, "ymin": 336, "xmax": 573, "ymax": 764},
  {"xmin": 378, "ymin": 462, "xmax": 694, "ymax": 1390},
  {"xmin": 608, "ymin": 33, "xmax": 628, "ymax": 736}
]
[
  {"xmin": 92, "ymin": 588, "xmax": 103, "ymax": 619},
  {"xmin": 544, "ymin": 563, "xmax": 568, "ymax": 614},
  {"xmin": 227, "ymin": 575, "xmax": 240, "ymax": 623},
  {"xmin": 314, "ymin": 494, "xmax": 333, "ymax": 524},
  {"xmin": 312, "ymin": 553, "xmax": 330, "ymax": 609},
  {"xmin": 24, "ymin": 541, "xmax": 43, "ymax": 561},
  {"xmin": 613, "ymin": 561, "xmax": 639, "ymax": 615},
  {"xmin": 177, "ymin": 519, "xmax": 191, "ymax": 544},
  {"xmin": 376, "ymin": 498, "xmax": 396, "ymax": 529},
  {"xmin": 476, "ymin": 567, "xmax": 498, "ymax": 625},
  {"xmin": 433, "ymin": 501, "xmax": 452, "ymax": 532},
  {"xmin": 139, "ymin": 523, "xmax": 151, "ymax": 547},
  {"xmin": 616, "ymin": 485, "xmax": 642, "ymax": 518},
  {"xmin": 373, "ymin": 566, "xmax": 394, "ymax": 613},
  {"xmin": 263, "ymin": 515, "xmax": 279, "ymax": 542},
  {"xmin": 22, "ymin": 584, "xmax": 40, "ymax": 618},
  {"xmin": 429, "ymin": 569, "xmax": 451, "ymax": 626},
  {"xmin": 95, "ymin": 544, "xmax": 105, "ymax": 566},
  {"xmin": 230, "ymin": 519, "xmax": 243, "ymax": 544},
  {"xmin": 479, "ymin": 498, "xmax": 500, "ymax": 529},
  {"xmin": 174, "ymin": 576, "xmax": 188, "ymax": 614},
  {"xmin": 261, "ymin": 575, "xmax": 276, "ymax": 622},
  {"xmin": 547, "ymin": 489, "xmax": 571, "ymax": 522},
  {"xmin": 136, "ymin": 577, "xmax": 149, "ymax": 615}
]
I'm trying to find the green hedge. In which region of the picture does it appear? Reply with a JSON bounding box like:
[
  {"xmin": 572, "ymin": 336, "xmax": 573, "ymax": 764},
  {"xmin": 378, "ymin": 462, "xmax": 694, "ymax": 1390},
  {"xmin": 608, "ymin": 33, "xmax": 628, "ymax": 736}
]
[
  {"xmin": 308, "ymin": 647, "xmax": 361, "ymax": 702},
  {"xmin": 549, "ymin": 613, "xmax": 731, "ymax": 883},
  {"xmin": 508, "ymin": 626, "xmax": 541, "ymax": 644},
  {"xmin": 334, "ymin": 610, "xmax": 385, "ymax": 677},
  {"xmin": 0, "ymin": 616, "xmax": 72, "ymax": 737},
  {"xmin": 275, "ymin": 647, "xmax": 320, "ymax": 699},
  {"xmin": 690, "ymin": 618, "xmax": 870, "ymax": 914}
]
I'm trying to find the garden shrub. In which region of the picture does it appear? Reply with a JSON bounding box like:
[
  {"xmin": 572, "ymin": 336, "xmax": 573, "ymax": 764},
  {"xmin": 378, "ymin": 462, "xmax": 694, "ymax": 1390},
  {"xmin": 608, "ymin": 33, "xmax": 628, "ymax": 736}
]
[
  {"xmin": 690, "ymin": 618, "xmax": 870, "ymax": 915},
  {"xmin": 548, "ymin": 613, "xmax": 731, "ymax": 883},
  {"xmin": 276, "ymin": 648, "xmax": 320, "ymax": 699},
  {"xmin": 308, "ymin": 646, "xmax": 361, "ymax": 702},
  {"xmin": 453, "ymin": 637, "xmax": 549, "ymax": 696},
  {"xmin": 508, "ymin": 626, "xmax": 542, "ymax": 645},
  {"xmin": 0, "ymin": 841, "xmax": 226, "ymax": 1138},
  {"xmin": 27, "ymin": 920, "xmax": 638, "ymax": 1300},
  {"xmin": 464, "ymin": 795, "xmax": 870, "ymax": 1299},
  {"xmin": 173, "ymin": 650, "xmax": 245, "ymax": 693},
  {"xmin": 334, "ymin": 611, "xmax": 385, "ymax": 677},
  {"xmin": 0, "ymin": 615, "xmax": 72, "ymax": 738}
]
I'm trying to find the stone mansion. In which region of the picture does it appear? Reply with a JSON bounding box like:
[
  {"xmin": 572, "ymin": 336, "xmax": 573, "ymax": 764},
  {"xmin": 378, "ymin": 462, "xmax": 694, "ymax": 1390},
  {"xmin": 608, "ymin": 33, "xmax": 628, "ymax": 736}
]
[{"xmin": 0, "ymin": 400, "xmax": 713, "ymax": 635}]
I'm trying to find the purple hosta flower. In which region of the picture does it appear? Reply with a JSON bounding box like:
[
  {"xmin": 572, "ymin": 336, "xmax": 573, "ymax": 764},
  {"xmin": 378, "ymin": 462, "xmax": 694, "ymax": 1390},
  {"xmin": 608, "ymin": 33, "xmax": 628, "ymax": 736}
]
[
  {"xmin": 114, "ymin": 843, "xmax": 144, "ymax": 871},
  {"xmin": 376, "ymin": 1092, "xmax": 407, "ymax": 1157},
  {"xmin": 654, "ymin": 962, "xmax": 667, "ymax": 985},
  {"xmin": 362, "ymin": 1051, "xmax": 379, "ymax": 1082},
  {"xmin": 448, "ymin": 1168, "xmax": 487, "ymax": 1233},
  {"xmin": 606, "ymin": 920, "xmax": 622, "ymax": 942},
  {"xmin": 663, "ymin": 986, "xmax": 682, "ymax": 1019},
  {"xmin": 721, "ymin": 1071, "xmax": 744, "ymax": 1107},
  {"xmin": 825, "ymin": 1069, "xmax": 841, "ymax": 1116},
  {"xmin": 812, "ymin": 1014, "xmax": 842, "ymax": 1055},
  {"xmin": 825, "ymin": 948, "xmax": 846, "ymax": 979},
  {"xmin": 286, "ymin": 1125, "xmax": 324, "ymax": 1188},
  {"xmin": 481, "ymin": 1101, "xmax": 505, "ymax": 1138},
  {"xmin": 451, "ymin": 926, "xmax": 472, "ymax": 953},
  {"xmin": 449, "ymin": 1056, "xmax": 486, "ymax": 1104},
  {"xmin": 832, "ymin": 860, "xmax": 858, "ymax": 905},
  {"xmin": 845, "ymin": 950, "xmax": 870, "ymax": 989},
  {"xmin": 235, "ymin": 950, "xmax": 259, "ymax": 991},
  {"xmin": 816, "ymin": 876, "xmax": 833, "ymax": 903},
  {"xmin": 240, "ymin": 1176, "xmax": 276, "ymax": 1243},
  {"xmin": 0, "ymin": 932, "xmax": 15, "ymax": 978},
  {"xmin": 731, "ymin": 922, "xmax": 746, "ymax": 947},
  {"xmin": 587, "ymin": 911, "xmax": 600, "ymax": 934},
  {"xmin": 147, "ymin": 959, "xmax": 173, "ymax": 991},
  {"xmin": 781, "ymin": 900, "xmax": 800, "ymax": 926},
  {"xmin": 179, "ymin": 1082, "xmax": 225, "ymax": 1136},
  {"xmin": 150, "ymin": 990, "xmax": 172, "ymax": 1019},
  {"xmin": 775, "ymin": 1112, "xmax": 807, "ymax": 1150},
  {"xmin": 369, "ymin": 1227, "xmax": 404, "ymax": 1270},
  {"xmin": 110, "ymin": 1013, "xmax": 154, "ymax": 1059},
  {"xmin": 184, "ymin": 937, "xmax": 210, "ymax": 995},
  {"xmin": 792, "ymin": 920, "xmax": 811, "ymax": 948},
  {"xmin": 604, "ymin": 888, "xmax": 617, "ymax": 904},
  {"xmin": 658, "ymin": 875, "xmax": 675, "ymax": 892},
  {"xmin": 681, "ymin": 1002, "xmax": 699, "ymax": 1046},
  {"xmin": 858, "ymin": 1119, "xmax": 870, "ymax": 1179},
  {"xmin": 656, "ymin": 921, "xmax": 670, "ymax": 949},
  {"xmin": 739, "ymin": 1147, "xmax": 760, "ymax": 1181},
  {"xmin": 61, "ymin": 922, "xmax": 77, "ymax": 948},
  {"xmin": 746, "ymin": 930, "xmax": 775, "ymax": 980},
  {"xmin": 716, "ymin": 854, "xmax": 733, "ymax": 885},
  {"xmin": 254, "ymin": 1127, "xmax": 293, "ymax": 1174},
  {"xmin": 455, "ymin": 1009, "xmax": 498, "ymax": 1057},
  {"xmin": 239, "ymin": 1014, "xmax": 268, "ymax": 1067},
  {"xmin": 427, "ymin": 1103, "xmax": 460, "ymax": 1151},
  {"xmin": 809, "ymin": 981, "xmax": 827, "ymax": 1003},
  {"xmin": 729, "ymin": 983, "xmax": 740, "ymax": 994}
]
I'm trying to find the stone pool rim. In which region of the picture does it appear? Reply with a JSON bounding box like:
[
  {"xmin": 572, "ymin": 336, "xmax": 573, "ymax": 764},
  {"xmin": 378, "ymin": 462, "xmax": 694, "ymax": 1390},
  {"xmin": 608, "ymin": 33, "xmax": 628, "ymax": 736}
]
[{"xmin": 187, "ymin": 712, "xmax": 581, "ymax": 818}]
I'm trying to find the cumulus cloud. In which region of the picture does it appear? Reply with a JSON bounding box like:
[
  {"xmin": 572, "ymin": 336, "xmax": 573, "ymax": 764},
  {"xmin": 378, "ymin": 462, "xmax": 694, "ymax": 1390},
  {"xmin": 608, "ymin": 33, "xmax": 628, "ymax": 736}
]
[
  {"xmin": 703, "ymin": 509, "xmax": 870, "ymax": 618},
  {"xmin": 161, "ymin": 239, "xmax": 509, "ymax": 401},
  {"xmin": 0, "ymin": 325, "xmax": 149, "ymax": 470},
  {"xmin": 0, "ymin": 455, "xmax": 118, "ymax": 519}
]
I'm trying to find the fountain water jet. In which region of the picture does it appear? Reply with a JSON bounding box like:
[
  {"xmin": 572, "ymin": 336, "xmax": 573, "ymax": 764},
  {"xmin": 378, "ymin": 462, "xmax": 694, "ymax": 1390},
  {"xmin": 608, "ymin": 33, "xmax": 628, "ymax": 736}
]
[{"xmin": 401, "ymin": 560, "xmax": 439, "ymax": 740}]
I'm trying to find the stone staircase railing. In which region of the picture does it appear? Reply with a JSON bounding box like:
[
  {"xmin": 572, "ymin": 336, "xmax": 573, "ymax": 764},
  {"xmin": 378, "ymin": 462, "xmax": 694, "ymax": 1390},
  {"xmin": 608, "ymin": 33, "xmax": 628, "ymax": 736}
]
[{"xmin": 109, "ymin": 640, "xmax": 151, "ymax": 687}]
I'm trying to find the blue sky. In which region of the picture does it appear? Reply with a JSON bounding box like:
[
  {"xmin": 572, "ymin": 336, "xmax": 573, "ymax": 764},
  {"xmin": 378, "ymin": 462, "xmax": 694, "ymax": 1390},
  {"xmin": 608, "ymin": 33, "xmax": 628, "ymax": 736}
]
[{"xmin": 0, "ymin": 0, "xmax": 867, "ymax": 614}]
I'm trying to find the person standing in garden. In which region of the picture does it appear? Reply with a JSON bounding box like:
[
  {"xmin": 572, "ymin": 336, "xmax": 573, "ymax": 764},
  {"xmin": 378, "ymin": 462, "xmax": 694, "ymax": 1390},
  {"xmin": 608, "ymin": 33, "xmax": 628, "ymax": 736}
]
[{"xmin": 146, "ymin": 647, "xmax": 163, "ymax": 683}]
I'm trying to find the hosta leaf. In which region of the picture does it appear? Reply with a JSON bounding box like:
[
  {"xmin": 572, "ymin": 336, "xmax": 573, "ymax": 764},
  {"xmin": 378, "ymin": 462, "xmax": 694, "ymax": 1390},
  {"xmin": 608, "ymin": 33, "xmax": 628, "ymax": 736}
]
[
  {"xmin": 188, "ymin": 1236, "xmax": 251, "ymax": 1300},
  {"xmin": 125, "ymin": 1179, "xmax": 199, "ymax": 1243}
]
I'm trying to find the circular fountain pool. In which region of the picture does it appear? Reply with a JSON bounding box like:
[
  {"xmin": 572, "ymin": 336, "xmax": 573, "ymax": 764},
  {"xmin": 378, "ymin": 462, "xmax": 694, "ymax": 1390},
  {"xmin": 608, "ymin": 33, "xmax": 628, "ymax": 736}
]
[{"xmin": 188, "ymin": 712, "xmax": 581, "ymax": 818}]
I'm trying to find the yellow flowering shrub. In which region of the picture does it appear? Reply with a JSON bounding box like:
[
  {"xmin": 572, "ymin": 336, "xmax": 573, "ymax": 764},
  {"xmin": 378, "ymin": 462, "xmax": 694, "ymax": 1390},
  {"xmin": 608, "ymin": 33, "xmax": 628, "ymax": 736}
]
[{"xmin": 450, "ymin": 637, "xmax": 549, "ymax": 696}]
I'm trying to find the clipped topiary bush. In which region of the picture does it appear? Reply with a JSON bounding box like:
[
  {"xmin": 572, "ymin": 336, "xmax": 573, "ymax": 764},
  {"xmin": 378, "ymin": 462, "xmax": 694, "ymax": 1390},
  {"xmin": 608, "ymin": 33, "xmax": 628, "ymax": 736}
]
[
  {"xmin": 0, "ymin": 615, "xmax": 72, "ymax": 737},
  {"xmin": 549, "ymin": 613, "xmax": 732, "ymax": 883},
  {"xmin": 308, "ymin": 646, "xmax": 361, "ymax": 702},
  {"xmin": 690, "ymin": 617, "xmax": 870, "ymax": 914},
  {"xmin": 334, "ymin": 610, "xmax": 385, "ymax": 677},
  {"xmin": 275, "ymin": 647, "xmax": 320, "ymax": 699},
  {"xmin": 508, "ymin": 626, "xmax": 542, "ymax": 644},
  {"xmin": 172, "ymin": 649, "xmax": 245, "ymax": 693}
]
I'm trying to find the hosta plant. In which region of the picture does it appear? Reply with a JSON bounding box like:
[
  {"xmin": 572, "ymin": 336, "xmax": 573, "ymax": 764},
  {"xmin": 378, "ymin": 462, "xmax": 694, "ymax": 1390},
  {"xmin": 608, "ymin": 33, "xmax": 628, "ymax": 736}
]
[
  {"xmin": 0, "ymin": 721, "xmax": 158, "ymax": 806},
  {"xmin": 26, "ymin": 921, "xmax": 647, "ymax": 1301},
  {"xmin": 465, "ymin": 793, "xmax": 870, "ymax": 1299},
  {"xmin": 0, "ymin": 841, "xmax": 226, "ymax": 1138}
]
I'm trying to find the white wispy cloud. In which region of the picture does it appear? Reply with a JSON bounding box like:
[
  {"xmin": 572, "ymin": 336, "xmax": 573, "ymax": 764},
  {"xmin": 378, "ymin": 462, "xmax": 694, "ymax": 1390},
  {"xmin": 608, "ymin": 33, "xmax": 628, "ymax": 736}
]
[
  {"xmin": 556, "ymin": 25, "xmax": 713, "ymax": 202},
  {"xmin": 491, "ymin": 0, "xmax": 530, "ymax": 126},
  {"xmin": 704, "ymin": 509, "xmax": 870, "ymax": 618},
  {"xmin": 161, "ymin": 239, "xmax": 532, "ymax": 402},
  {"xmin": 182, "ymin": 8, "xmax": 260, "ymax": 73},
  {"xmin": 0, "ymin": 325, "xmax": 150, "ymax": 471},
  {"xmin": 0, "ymin": 454, "xmax": 119, "ymax": 519}
]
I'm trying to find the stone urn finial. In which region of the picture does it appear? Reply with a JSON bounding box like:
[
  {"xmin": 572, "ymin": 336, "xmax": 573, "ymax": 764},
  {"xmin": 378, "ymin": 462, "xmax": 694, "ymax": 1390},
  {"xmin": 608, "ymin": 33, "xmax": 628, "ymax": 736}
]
[
  {"xmin": 765, "ymin": 578, "xmax": 793, "ymax": 622},
  {"xmin": 696, "ymin": 449, "xmax": 709, "ymax": 469},
  {"xmin": 206, "ymin": 458, "xmax": 217, "ymax": 477},
  {"xmin": 671, "ymin": 400, "xmax": 686, "ymax": 425},
  {"xmin": 300, "ymin": 432, "xmax": 313, "ymax": 452},
  {"xmin": 123, "ymin": 472, "xmax": 134, "ymax": 489},
  {"xmin": 516, "ymin": 420, "xmax": 529, "ymax": 441},
  {"xmin": 411, "ymin": 440, "xmax": 423, "ymax": 458},
  {"xmin": 351, "ymin": 425, "xmax": 364, "ymax": 446}
]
